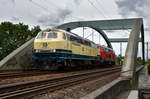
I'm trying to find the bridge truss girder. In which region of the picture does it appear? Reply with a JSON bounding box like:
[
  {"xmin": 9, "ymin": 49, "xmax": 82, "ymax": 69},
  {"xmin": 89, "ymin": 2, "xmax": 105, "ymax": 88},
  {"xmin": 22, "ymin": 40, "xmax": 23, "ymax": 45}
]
[{"xmin": 56, "ymin": 18, "xmax": 145, "ymax": 78}]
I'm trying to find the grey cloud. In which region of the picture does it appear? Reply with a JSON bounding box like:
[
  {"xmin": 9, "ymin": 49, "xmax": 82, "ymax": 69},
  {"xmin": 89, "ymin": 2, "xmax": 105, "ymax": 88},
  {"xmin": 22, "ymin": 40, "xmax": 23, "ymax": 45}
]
[
  {"xmin": 11, "ymin": 0, "xmax": 16, "ymax": 6},
  {"xmin": 11, "ymin": 16, "xmax": 20, "ymax": 21},
  {"xmin": 37, "ymin": 7, "xmax": 72, "ymax": 27},
  {"xmin": 115, "ymin": 0, "xmax": 148, "ymax": 17},
  {"xmin": 115, "ymin": 0, "xmax": 150, "ymax": 34},
  {"xmin": 1, "ymin": 0, "xmax": 81, "ymax": 28},
  {"xmin": 36, "ymin": 0, "xmax": 80, "ymax": 27},
  {"xmin": 2, "ymin": 0, "xmax": 16, "ymax": 6},
  {"xmin": 11, "ymin": 0, "xmax": 15, "ymax": 4},
  {"xmin": 29, "ymin": 0, "xmax": 50, "ymax": 12},
  {"xmin": 145, "ymin": 27, "xmax": 150, "ymax": 31},
  {"xmin": 57, "ymin": 8, "xmax": 72, "ymax": 20},
  {"xmin": 73, "ymin": 0, "xmax": 80, "ymax": 5}
]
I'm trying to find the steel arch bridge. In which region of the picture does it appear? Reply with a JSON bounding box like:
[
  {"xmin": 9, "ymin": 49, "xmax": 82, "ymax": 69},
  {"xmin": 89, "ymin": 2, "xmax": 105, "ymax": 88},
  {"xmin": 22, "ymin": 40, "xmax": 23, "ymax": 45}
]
[
  {"xmin": 56, "ymin": 18, "xmax": 145, "ymax": 77},
  {"xmin": 56, "ymin": 18, "xmax": 142, "ymax": 48}
]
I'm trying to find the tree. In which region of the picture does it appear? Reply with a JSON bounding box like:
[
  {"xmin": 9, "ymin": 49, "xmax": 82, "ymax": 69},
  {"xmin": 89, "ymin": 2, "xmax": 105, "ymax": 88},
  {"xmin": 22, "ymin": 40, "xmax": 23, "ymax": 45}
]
[
  {"xmin": 116, "ymin": 54, "xmax": 124, "ymax": 65},
  {"xmin": 0, "ymin": 21, "xmax": 41, "ymax": 60},
  {"xmin": 30, "ymin": 25, "xmax": 41, "ymax": 37}
]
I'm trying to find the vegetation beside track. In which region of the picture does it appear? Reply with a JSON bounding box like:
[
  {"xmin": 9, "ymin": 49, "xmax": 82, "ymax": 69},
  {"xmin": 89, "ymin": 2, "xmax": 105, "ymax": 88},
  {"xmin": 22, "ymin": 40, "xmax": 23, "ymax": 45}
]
[
  {"xmin": 116, "ymin": 55, "xmax": 123, "ymax": 65},
  {"xmin": 146, "ymin": 59, "xmax": 150, "ymax": 74},
  {"xmin": 116, "ymin": 54, "xmax": 143, "ymax": 66},
  {"xmin": 0, "ymin": 21, "xmax": 41, "ymax": 61}
]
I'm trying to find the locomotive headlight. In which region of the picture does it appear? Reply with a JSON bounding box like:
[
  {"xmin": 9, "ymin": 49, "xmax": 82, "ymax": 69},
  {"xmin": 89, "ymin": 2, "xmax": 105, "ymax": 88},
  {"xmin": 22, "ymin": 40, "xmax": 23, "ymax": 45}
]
[
  {"xmin": 36, "ymin": 49, "xmax": 40, "ymax": 52},
  {"xmin": 53, "ymin": 49, "xmax": 56, "ymax": 52},
  {"xmin": 48, "ymin": 49, "xmax": 56, "ymax": 52},
  {"xmin": 35, "ymin": 49, "xmax": 38, "ymax": 52}
]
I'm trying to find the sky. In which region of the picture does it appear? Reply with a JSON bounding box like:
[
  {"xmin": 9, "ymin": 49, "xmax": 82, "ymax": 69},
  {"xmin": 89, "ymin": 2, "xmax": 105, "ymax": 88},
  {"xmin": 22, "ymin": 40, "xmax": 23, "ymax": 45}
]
[{"xmin": 0, "ymin": 0, "xmax": 150, "ymax": 58}]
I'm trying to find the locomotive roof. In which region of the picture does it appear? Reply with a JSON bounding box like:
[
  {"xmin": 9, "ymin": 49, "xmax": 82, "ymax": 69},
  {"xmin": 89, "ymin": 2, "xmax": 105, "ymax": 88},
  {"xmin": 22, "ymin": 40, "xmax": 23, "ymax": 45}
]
[
  {"xmin": 41, "ymin": 28, "xmax": 100, "ymax": 45},
  {"xmin": 53, "ymin": 29, "xmax": 96, "ymax": 43}
]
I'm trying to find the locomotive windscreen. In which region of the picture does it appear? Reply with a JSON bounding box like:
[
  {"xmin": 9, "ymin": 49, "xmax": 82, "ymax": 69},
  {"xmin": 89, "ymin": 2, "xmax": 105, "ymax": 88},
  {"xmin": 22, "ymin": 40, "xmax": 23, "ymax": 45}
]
[{"xmin": 36, "ymin": 33, "xmax": 46, "ymax": 39}]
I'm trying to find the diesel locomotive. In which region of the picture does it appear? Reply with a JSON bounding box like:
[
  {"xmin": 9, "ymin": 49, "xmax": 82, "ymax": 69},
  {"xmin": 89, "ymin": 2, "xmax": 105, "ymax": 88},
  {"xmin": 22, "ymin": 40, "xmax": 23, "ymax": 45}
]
[{"xmin": 33, "ymin": 29, "xmax": 115, "ymax": 70}]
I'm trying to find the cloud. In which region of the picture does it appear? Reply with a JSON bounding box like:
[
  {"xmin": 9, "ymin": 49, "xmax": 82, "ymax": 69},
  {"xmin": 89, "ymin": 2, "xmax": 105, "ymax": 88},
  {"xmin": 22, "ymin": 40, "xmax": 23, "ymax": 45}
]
[
  {"xmin": 115, "ymin": 0, "xmax": 150, "ymax": 35},
  {"xmin": 35, "ymin": 0, "xmax": 81, "ymax": 27},
  {"xmin": 145, "ymin": 27, "xmax": 150, "ymax": 31},
  {"xmin": 37, "ymin": 7, "xmax": 72, "ymax": 27},
  {"xmin": 115, "ymin": 0, "xmax": 148, "ymax": 17},
  {"xmin": 29, "ymin": 0, "xmax": 50, "ymax": 12},
  {"xmin": 11, "ymin": 0, "xmax": 16, "ymax": 7},
  {"xmin": 11, "ymin": 16, "xmax": 20, "ymax": 21},
  {"xmin": 73, "ymin": 0, "xmax": 80, "ymax": 5},
  {"xmin": 11, "ymin": 0, "xmax": 15, "ymax": 4},
  {"xmin": 1, "ymin": 0, "xmax": 15, "ymax": 6}
]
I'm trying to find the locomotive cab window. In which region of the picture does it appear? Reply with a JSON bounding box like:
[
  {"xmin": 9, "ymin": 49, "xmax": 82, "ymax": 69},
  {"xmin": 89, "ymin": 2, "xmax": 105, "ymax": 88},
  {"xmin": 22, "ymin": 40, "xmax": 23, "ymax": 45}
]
[
  {"xmin": 78, "ymin": 38, "xmax": 83, "ymax": 44},
  {"xmin": 63, "ymin": 33, "xmax": 66, "ymax": 40},
  {"xmin": 66, "ymin": 34, "xmax": 70, "ymax": 40},
  {"xmin": 70, "ymin": 35, "xmax": 77, "ymax": 42},
  {"xmin": 48, "ymin": 32, "xmax": 57, "ymax": 38},
  {"xmin": 84, "ymin": 40, "xmax": 91, "ymax": 47},
  {"xmin": 36, "ymin": 33, "xmax": 46, "ymax": 39}
]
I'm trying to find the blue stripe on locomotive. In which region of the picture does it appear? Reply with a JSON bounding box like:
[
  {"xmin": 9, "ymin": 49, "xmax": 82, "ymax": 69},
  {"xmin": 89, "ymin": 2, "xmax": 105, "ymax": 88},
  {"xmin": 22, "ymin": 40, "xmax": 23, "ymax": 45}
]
[{"xmin": 33, "ymin": 49, "xmax": 100, "ymax": 62}]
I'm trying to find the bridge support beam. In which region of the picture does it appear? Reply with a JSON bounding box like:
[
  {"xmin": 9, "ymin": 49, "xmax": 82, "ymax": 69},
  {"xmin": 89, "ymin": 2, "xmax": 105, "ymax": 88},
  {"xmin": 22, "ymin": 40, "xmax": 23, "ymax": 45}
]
[{"xmin": 121, "ymin": 19, "xmax": 143, "ymax": 79}]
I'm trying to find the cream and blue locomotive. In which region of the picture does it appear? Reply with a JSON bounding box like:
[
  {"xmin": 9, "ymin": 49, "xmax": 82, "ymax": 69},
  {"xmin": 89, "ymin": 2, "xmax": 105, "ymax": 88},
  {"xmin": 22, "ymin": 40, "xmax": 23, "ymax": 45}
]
[{"xmin": 33, "ymin": 29, "xmax": 101, "ymax": 70}]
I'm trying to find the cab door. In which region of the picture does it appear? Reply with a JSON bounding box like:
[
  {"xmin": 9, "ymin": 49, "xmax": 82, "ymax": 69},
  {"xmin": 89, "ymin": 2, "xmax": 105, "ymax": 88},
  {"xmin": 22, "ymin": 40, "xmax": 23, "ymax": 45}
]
[
  {"xmin": 62, "ymin": 33, "xmax": 68, "ymax": 50},
  {"xmin": 66, "ymin": 33, "xmax": 71, "ymax": 51}
]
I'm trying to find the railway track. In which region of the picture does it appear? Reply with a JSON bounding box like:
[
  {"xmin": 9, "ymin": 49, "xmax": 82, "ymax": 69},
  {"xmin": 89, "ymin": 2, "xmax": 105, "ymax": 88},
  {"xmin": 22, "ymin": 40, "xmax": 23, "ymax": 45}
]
[
  {"xmin": 0, "ymin": 66, "xmax": 119, "ymax": 79},
  {"xmin": 0, "ymin": 67, "xmax": 121, "ymax": 99},
  {"xmin": 0, "ymin": 71, "xmax": 55, "ymax": 79}
]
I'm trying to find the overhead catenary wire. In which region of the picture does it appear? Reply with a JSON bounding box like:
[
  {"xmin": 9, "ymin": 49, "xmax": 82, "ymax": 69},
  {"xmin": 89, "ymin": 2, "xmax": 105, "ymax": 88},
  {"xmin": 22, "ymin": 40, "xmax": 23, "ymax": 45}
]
[
  {"xmin": 44, "ymin": 0, "xmax": 84, "ymax": 21},
  {"xmin": 29, "ymin": 0, "xmax": 56, "ymax": 14},
  {"xmin": 93, "ymin": 0, "xmax": 129, "ymax": 36},
  {"xmin": 87, "ymin": 0, "xmax": 107, "ymax": 18},
  {"xmin": 97, "ymin": 0, "xmax": 130, "ymax": 38},
  {"xmin": 87, "ymin": 0, "xmax": 110, "ymax": 44},
  {"xmin": 95, "ymin": 0, "xmax": 112, "ymax": 18},
  {"xmin": 87, "ymin": 0, "xmax": 109, "ymax": 44},
  {"xmin": 29, "ymin": 0, "xmax": 83, "ymax": 21}
]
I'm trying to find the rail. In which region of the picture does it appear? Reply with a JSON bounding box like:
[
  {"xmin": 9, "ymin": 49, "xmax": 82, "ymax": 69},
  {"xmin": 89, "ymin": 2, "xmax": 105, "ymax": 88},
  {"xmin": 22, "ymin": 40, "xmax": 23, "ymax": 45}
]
[
  {"xmin": 0, "ymin": 67, "xmax": 121, "ymax": 99},
  {"xmin": 0, "ymin": 71, "xmax": 56, "ymax": 79}
]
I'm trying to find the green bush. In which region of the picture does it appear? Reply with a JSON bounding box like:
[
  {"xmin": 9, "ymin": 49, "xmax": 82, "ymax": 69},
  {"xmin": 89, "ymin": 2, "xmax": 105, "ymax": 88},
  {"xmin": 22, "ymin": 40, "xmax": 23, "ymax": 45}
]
[
  {"xmin": 116, "ymin": 55, "xmax": 124, "ymax": 65},
  {"xmin": 146, "ymin": 60, "xmax": 150, "ymax": 74}
]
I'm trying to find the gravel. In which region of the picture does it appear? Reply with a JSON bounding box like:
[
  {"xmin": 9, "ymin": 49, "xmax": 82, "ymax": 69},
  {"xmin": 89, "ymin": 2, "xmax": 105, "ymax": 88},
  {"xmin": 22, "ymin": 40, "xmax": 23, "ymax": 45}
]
[{"xmin": 30, "ymin": 72, "xmax": 120, "ymax": 99}]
